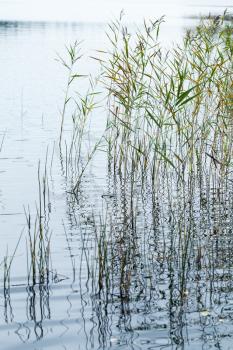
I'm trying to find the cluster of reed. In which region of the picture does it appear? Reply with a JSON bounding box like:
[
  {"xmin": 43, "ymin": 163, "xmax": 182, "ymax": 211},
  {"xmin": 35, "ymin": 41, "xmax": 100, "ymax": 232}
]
[
  {"xmin": 24, "ymin": 160, "xmax": 52, "ymax": 287},
  {"xmin": 61, "ymin": 13, "xmax": 233, "ymax": 346},
  {"xmin": 60, "ymin": 13, "xmax": 232, "ymax": 192},
  {"xmin": 2, "ymin": 158, "xmax": 53, "ymax": 293},
  {"xmin": 103, "ymin": 14, "xmax": 232, "ymax": 183}
]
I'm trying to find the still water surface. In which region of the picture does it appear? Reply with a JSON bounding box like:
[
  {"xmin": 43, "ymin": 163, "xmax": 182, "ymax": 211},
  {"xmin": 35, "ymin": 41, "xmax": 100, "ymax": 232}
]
[{"xmin": 0, "ymin": 1, "xmax": 232, "ymax": 349}]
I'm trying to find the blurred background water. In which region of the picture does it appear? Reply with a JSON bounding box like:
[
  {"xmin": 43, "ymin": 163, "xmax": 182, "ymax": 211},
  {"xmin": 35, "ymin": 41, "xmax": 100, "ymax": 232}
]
[
  {"xmin": 0, "ymin": 0, "xmax": 232, "ymax": 22},
  {"xmin": 0, "ymin": 1, "xmax": 232, "ymax": 349}
]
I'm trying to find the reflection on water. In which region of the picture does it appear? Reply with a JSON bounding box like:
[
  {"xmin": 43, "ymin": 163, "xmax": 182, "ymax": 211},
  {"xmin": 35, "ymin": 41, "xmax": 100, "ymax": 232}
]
[
  {"xmin": 2, "ymin": 164, "xmax": 233, "ymax": 349},
  {"xmin": 0, "ymin": 4, "xmax": 232, "ymax": 350}
]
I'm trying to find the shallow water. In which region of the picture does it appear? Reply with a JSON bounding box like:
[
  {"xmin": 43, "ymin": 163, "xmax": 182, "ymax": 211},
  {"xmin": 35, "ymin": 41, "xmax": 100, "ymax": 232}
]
[{"xmin": 0, "ymin": 1, "xmax": 232, "ymax": 349}]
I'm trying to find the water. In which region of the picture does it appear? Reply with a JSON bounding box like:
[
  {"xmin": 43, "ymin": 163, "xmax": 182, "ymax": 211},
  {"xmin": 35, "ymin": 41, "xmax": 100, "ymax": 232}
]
[
  {"xmin": 0, "ymin": 0, "xmax": 232, "ymax": 22},
  {"xmin": 0, "ymin": 1, "xmax": 232, "ymax": 349}
]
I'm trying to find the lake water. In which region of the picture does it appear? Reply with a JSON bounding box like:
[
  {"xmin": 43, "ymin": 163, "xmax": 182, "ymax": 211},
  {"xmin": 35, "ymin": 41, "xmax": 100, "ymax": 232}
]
[{"xmin": 0, "ymin": 1, "xmax": 232, "ymax": 349}]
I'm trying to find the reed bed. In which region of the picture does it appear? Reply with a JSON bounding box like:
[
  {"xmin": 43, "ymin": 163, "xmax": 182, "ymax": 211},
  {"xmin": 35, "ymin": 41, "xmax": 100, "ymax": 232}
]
[
  {"xmin": 102, "ymin": 15, "xmax": 232, "ymax": 183},
  {"xmin": 1, "ymin": 158, "xmax": 53, "ymax": 290},
  {"xmin": 60, "ymin": 14, "xmax": 232, "ymax": 190},
  {"xmin": 61, "ymin": 12, "xmax": 233, "ymax": 347},
  {"xmin": 24, "ymin": 160, "xmax": 52, "ymax": 287},
  {"xmin": 1, "ymin": 12, "xmax": 232, "ymax": 349},
  {"xmin": 65, "ymin": 157, "xmax": 233, "ymax": 348}
]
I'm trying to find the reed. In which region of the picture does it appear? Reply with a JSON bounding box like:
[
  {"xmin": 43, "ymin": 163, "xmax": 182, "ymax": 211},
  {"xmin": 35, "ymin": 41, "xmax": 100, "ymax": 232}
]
[
  {"xmin": 3, "ymin": 14, "xmax": 231, "ymax": 347},
  {"xmin": 58, "ymin": 41, "xmax": 85, "ymax": 147},
  {"xmin": 62, "ymin": 13, "xmax": 233, "ymax": 345},
  {"xmin": 0, "ymin": 130, "xmax": 6, "ymax": 153},
  {"xmin": 3, "ymin": 229, "xmax": 24, "ymax": 292},
  {"xmin": 1, "ymin": 157, "xmax": 54, "ymax": 289},
  {"xmin": 24, "ymin": 160, "xmax": 53, "ymax": 287},
  {"xmin": 58, "ymin": 13, "xmax": 232, "ymax": 196}
]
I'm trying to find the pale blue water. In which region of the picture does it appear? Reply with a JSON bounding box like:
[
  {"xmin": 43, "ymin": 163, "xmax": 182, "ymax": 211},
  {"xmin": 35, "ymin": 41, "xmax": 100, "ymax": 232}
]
[
  {"xmin": 0, "ymin": 0, "xmax": 232, "ymax": 22},
  {"xmin": 0, "ymin": 1, "xmax": 232, "ymax": 349}
]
